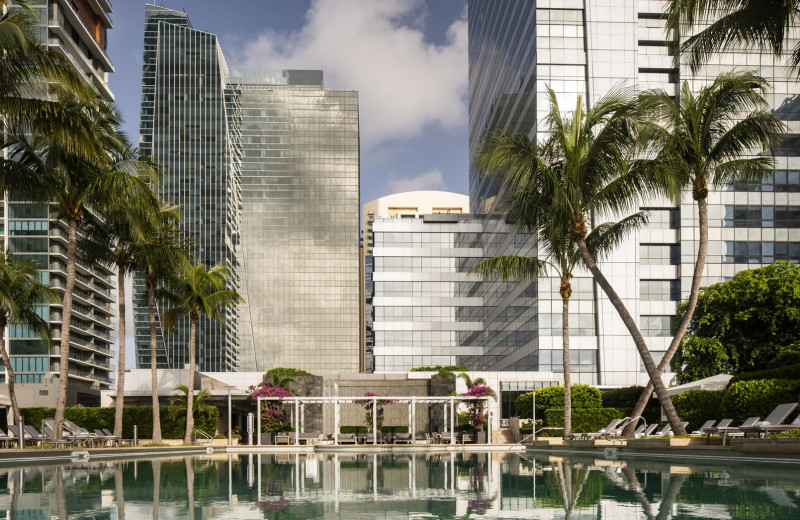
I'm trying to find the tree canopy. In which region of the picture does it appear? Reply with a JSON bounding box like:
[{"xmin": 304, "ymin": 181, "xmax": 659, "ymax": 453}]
[{"xmin": 673, "ymin": 261, "xmax": 800, "ymax": 383}]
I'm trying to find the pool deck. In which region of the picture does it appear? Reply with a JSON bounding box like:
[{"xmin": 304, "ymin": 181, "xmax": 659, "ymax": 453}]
[{"xmin": 0, "ymin": 438, "xmax": 797, "ymax": 465}]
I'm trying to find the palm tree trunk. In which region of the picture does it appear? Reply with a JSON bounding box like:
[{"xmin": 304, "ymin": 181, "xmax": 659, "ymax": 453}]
[
  {"xmin": 0, "ymin": 322, "xmax": 21, "ymax": 424},
  {"xmin": 560, "ymin": 277, "xmax": 572, "ymax": 438},
  {"xmin": 185, "ymin": 457, "xmax": 195, "ymax": 520},
  {"xmin": 574, "ymin": 235, "xmax": 687, "ymax": 435},
  {"xmin": 55, "ymin": 218, "xmax": 78, "ymax": 431},
  {"xmin": 184, "ymin": 316, "xmax": 196, "ymax": 444},
  {"xmin": 626, "ymin": 198, "xmax": 708, "ymax": 434},
  {"xmin": 114, "ymin": 268, "xmax": 125, "ymax": 438},
  {"xmin": 148, "ymin": 281, "xmax": 162, "ymax": 443}
]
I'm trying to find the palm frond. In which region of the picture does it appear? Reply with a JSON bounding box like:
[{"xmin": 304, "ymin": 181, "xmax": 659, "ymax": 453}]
[{"xmin": 470, "ymin": 256, "xmax": 552, "ymax": 281}]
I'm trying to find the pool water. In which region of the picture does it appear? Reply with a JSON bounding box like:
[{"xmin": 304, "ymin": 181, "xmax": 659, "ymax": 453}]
[{"xmin": 0, "ymin": 451, "xmax": 798, "ymax": 518}]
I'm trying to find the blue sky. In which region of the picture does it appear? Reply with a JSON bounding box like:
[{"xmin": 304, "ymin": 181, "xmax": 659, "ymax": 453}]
[{"xmin": 108, "ymin": 0, "xmax": 470, "ymax": 205}]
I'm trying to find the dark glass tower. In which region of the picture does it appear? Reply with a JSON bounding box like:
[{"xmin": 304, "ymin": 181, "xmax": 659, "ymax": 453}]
[{"xmin": 135, "ymin": 5, "xmax": 240, "ymax": 372}]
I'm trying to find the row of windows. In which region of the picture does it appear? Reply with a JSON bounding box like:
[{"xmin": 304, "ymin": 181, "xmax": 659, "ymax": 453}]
[
  {"xmin": 640, "ymin": 280, "xmax": 680, "ymax": 301},
  {"xmin": 373, "ymin": 355, "xmax": 454, "ymax": 372},
  {"xmin": 375, "ymin": 331, "xmax": 457, "ymax": 347},
  {"xmin": 374, "ymin": 232, "xmax": 480, "ymax": 248},
  {"xmin": 727, "ymin": 170, "xmax": 800, "ymax": 192},
  {"xmin": 538, "ymin": 313, "xmax": 595, "ymax": 336},
  {"xmin": 374, "ymin": 281, "xmax": 466, "ymax": 298},
  {"xmin": 374, "ymin": 307, "xmax": 457, "ymax": 321},
  {"xmin": 640, "ymin": 315, "xmax": 675, "ymax": 337},
  {"xmin": 723, "ymin": 205, "xmax": 800, "ymax": 228},
  {"xmin": 9, "ymin": 357, "xmax": 49, "ymax": 373},
  {"xmin": 7, "ymin": 221, "xmax": 48, "ymax": 235},
  {"xmin": 723, "ymin": 241, "xmax": 800, "ymax": 264},
  {"xmin": 374, "ymin": 257, "xmax": 475, "ymax": 273},
  {"xmin": 642, "ymin": 208, "xmax": 681, "ymax": 229},
  {"xmin": 640, "ymin": 244, "xmax": 680, "ymax": 265},
  {"xmin": 539, "ymin": 350, "xmax": 598, "ymax": 373}
]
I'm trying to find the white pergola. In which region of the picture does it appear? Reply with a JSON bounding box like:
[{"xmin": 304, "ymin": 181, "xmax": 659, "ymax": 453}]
[{"xmin": 256, "ymin": 395, "xmax": 494, "ymax": 445}]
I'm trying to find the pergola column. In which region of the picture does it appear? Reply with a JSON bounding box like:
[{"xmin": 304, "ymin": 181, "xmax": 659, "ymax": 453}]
[
  {"xmin": 256, "ymin": 398, "xmax": 262, "ymax": 446},
  {"xmin": 372, "ymin": 398, "xmax": 377, "ymax": 444},
  {"xmin": 300, "ymin": 403, "xmax": 305, "ymax": 433},
  {"xmin": 334, "ymin": 397, "xmax": 339, "ymax": 444},
  {"xmin": 411, "ymin": 397, "xmax": 416, "ymax": 442},
  {"xmin": 449, "ymin": 397, "xmax": 455, "ymax": 442},
  {"xmin": 443, "ymin": 401, "xmax": 448, "ymax": 433},
  {"xmin": 294, "ymin": 400, "xmax": 300, "ymax": 445}
]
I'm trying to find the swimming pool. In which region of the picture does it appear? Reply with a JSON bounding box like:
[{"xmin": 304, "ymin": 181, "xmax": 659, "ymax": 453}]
[{"xmin": 0, "ymin": 450, "xmax": 797, "ymax": 518}]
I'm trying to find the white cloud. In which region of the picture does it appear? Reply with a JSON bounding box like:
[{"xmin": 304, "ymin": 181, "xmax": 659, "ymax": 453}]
[
  {"xmin": 230, "ymin": 0, "xmax": 467, "ymax": 149},
  {"xmin": 386, "ymin": 168, "xmax": 447, "ymax": 193}
]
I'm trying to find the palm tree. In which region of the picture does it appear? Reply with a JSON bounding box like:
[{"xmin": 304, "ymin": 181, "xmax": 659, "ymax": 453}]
[
  {"xmin": 170, "ymin": 384, "xmax": 212, "ymax": 412},
  {"xmin": 1, "ymin": 100, "xmax": 158, "ymax": 430},
  {"xmin": 471, "ymin": 203, "xmax": 648, "ymax": 437},
  {"xmin": 160, "ymin": 260, "xmax": 243, "ymax": 443},
  {"xmin": 456, "ymin": 372, "xmax": 487, "ymax": 390},
  {"xmin": 666, "ymin": 0, "xmax": 800, "ymax": 74},
  {"xmin": 261, "ymin": 372, "xmax": 295, "ymax": 393},
  {"xmin": 0, "ymin": 251, "xmax": 58, "ymax": 422},
  {"xmin": 134, "ymin": 202, "xmax": 189, "ymax": 444},
  {"xmin": 81, "ymin": 146, "xmax": 161, "ymax": 440},
  {"xmin": 475, "ymin": 86, "xmax": 689, "ymax": 434},
  {"xmin": 0, "ymin": 0, "xmax": 101, "ymax": 159},
  {"xmin": 624, "ymin": 72, "xmax": 783, "ymax": 428}
]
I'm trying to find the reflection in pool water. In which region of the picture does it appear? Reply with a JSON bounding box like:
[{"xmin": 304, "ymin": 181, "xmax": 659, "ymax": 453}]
[{"xmin": 0, "ymin": 451, "xmax": 798, "ymax": 518}]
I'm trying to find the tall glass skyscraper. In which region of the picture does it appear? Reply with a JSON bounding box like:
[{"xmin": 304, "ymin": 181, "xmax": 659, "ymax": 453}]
[
  {"xmin": 1, "ymin": 0, "xmax": 116, "ymax": 407},
  {"xmin": 227, "ymin": 70, "xmax": 361, "ymax": 373},
  {"xmin": 468, "ymin": 0, "xmax": 800, "ymax": 385},
  {"xmin": 136, "ymin": 5, "xmax": 239, "ymax": 372},
  {"xmin": 136, "ymin": 8, "xmax": 361, "ymax": 373}
]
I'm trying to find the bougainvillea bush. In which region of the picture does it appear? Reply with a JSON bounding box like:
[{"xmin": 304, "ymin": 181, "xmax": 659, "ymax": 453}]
[
  {"xmin": 462, "ymin": 385, "xmax": 496, "ymax": 431},
  {"xmin": 248, "ymin": 383, "xmax": 293, "ymax": 432},
  {"xmin": 354, "ymin": 392, "xmax": 395, "ymax": 432}
]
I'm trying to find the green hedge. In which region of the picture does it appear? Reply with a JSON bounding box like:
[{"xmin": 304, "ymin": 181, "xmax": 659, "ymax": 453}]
[
  {"xmin": 516, "ymin": 385, "xmax": 602, "ymax": 420},
  {"xmin": 730, "ymin": 363, "xmax": 800, "ymax": 383},
  {"xmin": 721, "ymin": 379, "xmax": 800, "ymax": 424},
  {"xmin": 544, "ymin": 407, "xmax": 625, "ymax": 436},
  {"xmin": 601, "ymin": 386, "xmax": 661, "ymax": 424},
  {"xmin": 21, "ymin": 406, "xmax": 219, "ymax": 440},
  {"xmin": 671, "ymin": 390, "xmax": 724, "ymax": 431}
]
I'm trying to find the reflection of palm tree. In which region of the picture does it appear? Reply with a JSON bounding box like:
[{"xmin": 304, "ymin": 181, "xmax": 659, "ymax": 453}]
[
  {"xmin": 554, "ymin": 461, "xmax": 591, "ymax": 519},
  {"xmin": 185, "ymin": 458, "xmax": 195, "ymax": 520},
  {"xmin": 53, "ymin": 467, "xmax": 68, "ymax": 520},
  {"xmin": 152, "ymin": 459, "xmax": 161, "ymax": 520},
  {"xmin": 656, "ymin": 474, "xmax": 688, "ymax": 520},
  {"xmin": 115, "ymin": 464, "xmax": 126, "ymax": 520},
  {"xmin": 622, "ymin": 467, "xmax": 656, "ymax": 520}
]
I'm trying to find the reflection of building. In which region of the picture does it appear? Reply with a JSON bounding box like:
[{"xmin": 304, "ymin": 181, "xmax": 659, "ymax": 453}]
[
  {"xmin": 0, "ymin": 0, "xmax": 115, "ymax": 406},
  {"xmin": 362, "ymin": 192, "xmax": 476, "ymax": 372},
  {"xmin": 468, "ymin": 1, "xmax": 800, "ymax": 386}
]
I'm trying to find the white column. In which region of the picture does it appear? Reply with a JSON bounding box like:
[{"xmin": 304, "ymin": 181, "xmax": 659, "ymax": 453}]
[
  {"xmin": 486, "ymin": 398, "xmax": 492, "ymax": 444},
  {"xmin": 372, "ymin": 398, "xmax": 377, "ymax": 444},
  {"xmin": 407, "ymin": 401, "xmax": 412, "ymax": 437},
  {"xmin": 300, "ymin": 403, "xmax": 305, "ymax": 434},
  {"xmin": 443, "ymin": 402, "xmax": 448, "ymax": 433},
  {"xmin": 450, "ymin": 398, "xmax": 455, "ymax": 442},
  {"xmin": 334, "ymin": 398, "xmax": 339, "ymax": 444},
  {"xmin": 256, "ymin": 398, "xmax": 261, "ymax": 446},
  {"xmin": 411, "ymin": 397, "xmax": 416, "ymax": 443},
  {"xmin": 294, "ymin": 400, "xmax": 300, "ymax": 445},
  {"xmin": 227, "ymin": 389, "xmax": 232, "ymax": 446}
]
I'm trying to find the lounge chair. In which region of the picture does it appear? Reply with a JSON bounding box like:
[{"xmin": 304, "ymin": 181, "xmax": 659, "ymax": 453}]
[
  {"xmin": 93, "ymin": 429, "xmax": 119, "ymax": 447},
  {"xmin": 24, "ymin": 425, "xmax": 45, "ymax": 446},
  {"xmin": 0, "ymin": 428, "xmax": 19, "ymax": 448},
  {"xmin": 337, "ymin": 433, "xmax": 358, "ymax": 445},
  {"xmin": 439, "ymin": 432, "xmax": 454, "ymax": 444},
  {"xmin": 575, "ymin": 419, "xmax": 624, "ymax": 440},
  {"xmin": 646, "ymin": 424, "xmax": 673, "ymax": 437},
  {"xmin": 704, "ymin": 418, "xmax": 733, "ymax": 435},
  {"xmin": 7, "ymin": 425, "xmax": 42, "ymax": 447},
  {"xmin": 635, "ymin": 424, "xmax": 658, "ymax": 438},
  {"xmin": 714, "ymin": 417, "xmax": 760, "ymax": 445},
  {"xmin": 739, "ymin": 403, "xmax": 800, "ymax": 438},
  {"xmin": 394, "ymin": 433, "xmax": 412, "ymax": 444},
  {"xmin": 42, "ymin": 419, "xmax": 77, "ymax": 447},
  {"xmin": 62, "ymin": 420, "xmax": 92, "ymax": 447},
  {"xmin": 691, "ymin": 420, "xmax": 716, "ymax": 435}
]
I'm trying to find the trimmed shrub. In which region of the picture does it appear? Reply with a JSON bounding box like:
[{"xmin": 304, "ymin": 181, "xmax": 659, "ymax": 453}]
[
  {"xmin": 544, "ymin": 407, "xmax": 625, "ymax": 436},
  {"xmin": 380, "ymin": 425, "xmax": 409, "ymax": 434},
  {"xmin": 721, "ymin": 379, "xmax": 800, "ymax": 423},
  {"xmin": 671, "ymin": 390, "xmax": 724, "ymax": 431},
  {"xmin": 530, "ymin": 385, "xmax": 602, "ymax": 420},
  {"xmin": 515, "ymin": 392, "xmax": 534, "ymax": 419},
  {"xmin": 730, "ymin": 363, "xmax": 800, "ymax": 383},
  {"xmin": 340, "ymin": 426, "xmax": 369, "ymax": 434},
  {"xmin": 601, "ymin": 386, "xmax": 660, "ymax": 424},
  {"xmin": 20, "ymin": 406, "xmax": 219, "ymax": 440}
]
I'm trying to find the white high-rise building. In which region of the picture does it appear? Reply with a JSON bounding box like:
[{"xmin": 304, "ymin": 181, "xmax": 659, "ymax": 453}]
[{"xmin": 467, "ymin": 0, "xmax": 800, "ymax": 387}]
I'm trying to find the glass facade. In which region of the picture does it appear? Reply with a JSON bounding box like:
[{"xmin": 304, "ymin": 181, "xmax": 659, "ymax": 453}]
[
  {"xmin": 1, "ymin": 1, "xmax": 115, "ymax": 405},
  {"xmin": 135, "ymin": 5, "xmax": 239, "ymax": 372},
  {"xmin": 227, "ymin": 70, "xmax": 361, "ymax": 373},
  {"xmin": 467, "ymin": 0, "xmax": 800, "ymax": 386}
]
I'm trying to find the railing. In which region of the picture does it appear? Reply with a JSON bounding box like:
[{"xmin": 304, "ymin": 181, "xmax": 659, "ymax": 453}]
[{"xmin": 192, "ymin": 429, "xmax": 213, "ymax": 446}]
